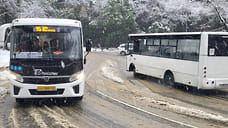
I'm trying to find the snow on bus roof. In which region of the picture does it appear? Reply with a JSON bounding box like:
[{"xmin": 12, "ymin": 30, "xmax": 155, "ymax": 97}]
[
  {"xmin": 12, "ymin": 18, "xmax": 81, "ymax": 27},
  {"xmin": 129, "ymin": 32, "xmax": 228, "ymax": 37}
]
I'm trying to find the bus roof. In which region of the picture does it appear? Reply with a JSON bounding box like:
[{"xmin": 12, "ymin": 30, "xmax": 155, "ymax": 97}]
[
  {"xmin": 12, "ymin": 18, "xmax": 81, "ymax": 27},
  {"xmin": 129, "ymin": 32, "xmax": 228, "ymax": 37}
]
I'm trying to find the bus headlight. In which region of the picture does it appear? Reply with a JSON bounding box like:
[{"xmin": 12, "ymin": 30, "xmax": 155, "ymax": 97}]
[
  {"xmin": 8, "ymin": 72, "xmax": 24, "ymax": 82},
  {"xmin": 69, "ymin": 71, "xmax": 84, "ymax": 82}
]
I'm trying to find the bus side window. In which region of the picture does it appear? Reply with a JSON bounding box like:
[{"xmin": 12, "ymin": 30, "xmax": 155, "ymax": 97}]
[
  {"xmin": 176, "ymin": 51, "xmax": 183, "ymax": 59},
  {"xmin": 133, "ymin": 40, "xmax": 140, "ymax": 53},
  {"xmin": 177, "ymin": 39, "xmax": 199, "ymax": 61}
]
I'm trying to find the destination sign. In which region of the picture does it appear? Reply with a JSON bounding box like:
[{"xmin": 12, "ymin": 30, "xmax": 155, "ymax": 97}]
[{"xmin": 34, "ymin": 26, "xmax": 56, "ymax": 32}]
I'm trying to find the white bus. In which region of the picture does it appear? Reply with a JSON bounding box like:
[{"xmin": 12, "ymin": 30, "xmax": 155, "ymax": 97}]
[
  {"xmin": 9, "ymin": 18, "xmax": 91, "ymax": 103},
  {"xmin": 0, "ymin": 23, "xmax": 12, "ymax": 49},
  {"xmin": 127, "ymin": 32, "xmax": 228, "ymax": 89}
]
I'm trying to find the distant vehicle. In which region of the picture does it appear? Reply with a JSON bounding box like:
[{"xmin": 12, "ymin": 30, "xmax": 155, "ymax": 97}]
[
  {"xmin": 8, "ymin": 18, "xmax": 91, "ymax": 103},
  {"xmin": 0, "ymin": 23, "xmax": 12, "ymax": 49},
  {"xmin": 127, "ymin": 32, "xmax": 228, "ymax": 89},
  {"xmin": 117, "ymin": 43, "xmax": 133, "ymax": 56}
]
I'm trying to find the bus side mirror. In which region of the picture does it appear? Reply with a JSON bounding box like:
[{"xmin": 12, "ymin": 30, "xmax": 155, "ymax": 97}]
[{"xmin": 86, "ymin": 39, "xmax": 92, "ymax": 52}]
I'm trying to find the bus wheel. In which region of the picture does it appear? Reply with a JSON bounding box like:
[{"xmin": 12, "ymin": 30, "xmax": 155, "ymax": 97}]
[
  {"xmin": 133, "ymin": 70, "xmax": 139, "ymax": 78},
  {"xmin": 120, "ymin": 51, "xmax": 126, "ymax": 56},
  {"xmin": 164, "ymin": 72, "xmax": 175, "ymax": 86}
]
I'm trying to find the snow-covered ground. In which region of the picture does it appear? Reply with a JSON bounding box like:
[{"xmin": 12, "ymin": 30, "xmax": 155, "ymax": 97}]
[
  {"xmin": 0, "ymin": 49, "xmax": 10, "ymax": 68},
  {"xmin": 98, "ymin": 55, "xmax": 228, "ymax": 124}
]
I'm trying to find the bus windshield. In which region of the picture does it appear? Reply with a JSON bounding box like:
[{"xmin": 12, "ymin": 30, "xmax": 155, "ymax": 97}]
[{"xmin": 11, "ymin": 26, "xmax": 82, "ymax": 59}]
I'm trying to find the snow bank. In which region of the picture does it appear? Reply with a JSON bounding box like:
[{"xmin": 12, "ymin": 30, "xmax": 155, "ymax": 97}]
[
  {"xmin": 0, "ymin": 70, "xmax": 10, "ymax": 81},
  {"xmin": 92, "ymin": 48, "xmax": 102, "ymax": 52},
  {"xmin": 0, "ymin": 86, "xmax": 8, "ymax": 101},
  {"xmin": 91, "ymin": 48, "xmax": 118, "ymax": 53},
  {"xmin": 101, "ymin": 60, "xmax": 124, "ymax": 83},
  {"xmin": 0, "ymin": 49, "xmax": 10, "ymax": 68},
  {"xmin": 138, "ymin": 96, "xmax": 228, "ymax": 123},
  {"xmin": 0, "ymin": 87, "xmax": 7, "ymax": 96}
]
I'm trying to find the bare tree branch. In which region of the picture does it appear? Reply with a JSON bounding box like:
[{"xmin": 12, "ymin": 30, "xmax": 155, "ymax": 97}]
[{"xmin": 207, "ymin": 0, "xmax": 228, "ymax": 31}]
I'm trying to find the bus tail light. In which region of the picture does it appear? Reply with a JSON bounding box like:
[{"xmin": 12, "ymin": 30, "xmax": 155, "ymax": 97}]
[{"xmin": 203, "ymin": 66, "xmax": 207, "ymax": 78}]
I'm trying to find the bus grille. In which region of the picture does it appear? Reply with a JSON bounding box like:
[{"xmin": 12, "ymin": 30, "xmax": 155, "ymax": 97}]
[
  {"xmin": 23, "ymin": 77, "xmax": 70, "ymax": 84},
  {"xmin": 29, "ymin": 89, "xmax": 64, "ymax": 95}
]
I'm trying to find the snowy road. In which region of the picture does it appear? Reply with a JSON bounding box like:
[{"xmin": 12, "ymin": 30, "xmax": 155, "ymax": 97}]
[{"xmin": 0, "ymin": 52, "xmax": 228, "ymax": 128}]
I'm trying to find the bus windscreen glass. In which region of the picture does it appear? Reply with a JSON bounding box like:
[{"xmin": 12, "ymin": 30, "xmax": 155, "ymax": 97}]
[
  {"xmin": 208, "ymin": 35, "xmax": 228, "ymax": 56},
  {"xmin": 11, "ymin": 26, "xmax": 82, "ymax": 59}
]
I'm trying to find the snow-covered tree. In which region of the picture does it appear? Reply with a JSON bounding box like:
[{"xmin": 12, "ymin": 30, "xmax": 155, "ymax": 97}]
[
  {"xmin": 19, "ymin": 0, "xmax": 55, "ymax": 18},
  {"xmin": 99, "ymin": 0, "xmax": 137, "ymax": 47}
]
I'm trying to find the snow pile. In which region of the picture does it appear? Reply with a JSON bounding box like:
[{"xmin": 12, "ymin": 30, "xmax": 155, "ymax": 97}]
[
  {"xmin": 138, "ymin": 96, "xmax": 228, "ymax": 123},
  {"xmin": 101, "ymin": 60, "xmax": 124, "ymax": 83},
  {"xmin": 103, "ymin": 48, "xmax": 119, "ymax": 53},
  {"xmin": 0, "ymin": 49, "xmax": 10, "ymax": 68},
  {"xmin": 92, "ymin": 48, "xmax": 102, "ymax": 52},
  {"xmin": 0, "ymin": 70, "xmax": 10, "ymax": 81},
  {"xmin": 0, "ymin": 87, "xmax": 8, "ymax": 101},
  {"xmin": 0, "ymin": 87, "xmax": 7, "ymax": 95},
  {"xmin": 91, "ymin": 48, "xmax": 118, "ymax": 53}
]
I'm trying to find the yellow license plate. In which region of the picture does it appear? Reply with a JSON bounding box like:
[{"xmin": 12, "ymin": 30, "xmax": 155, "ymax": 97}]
[{"xmin": 37, "ymin": 86, "xmax": 56, "ymax": 91}]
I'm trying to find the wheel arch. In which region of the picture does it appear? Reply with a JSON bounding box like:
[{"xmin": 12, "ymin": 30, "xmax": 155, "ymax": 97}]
[
  {"xmin": 129, "ymin": 63, "xmax": 135, "ymax": 71},
  {"xmin": 120, "ymin": 51, "xmax": 126, "ymax": 55},
  {"xmin": 163, "ymin": 70, "xmax": 175, "ymax": 81}
]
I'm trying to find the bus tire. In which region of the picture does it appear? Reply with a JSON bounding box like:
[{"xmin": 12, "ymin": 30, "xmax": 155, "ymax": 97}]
[
  {"xmin": 133, "ymin": 70, "xmax": 139, "ymax": 78},
  {"xmin": 164, "ymin": 72, "xmax": 175, "ymax": 86}
]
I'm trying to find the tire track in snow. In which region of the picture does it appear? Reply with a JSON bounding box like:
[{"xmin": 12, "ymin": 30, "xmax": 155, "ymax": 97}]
[
  {"xmin": 8, "ymin": 108, "xmax": 19, "ymax": 128},
  {"xmin": 28, "ymin": 107, "xmax": 49, "ymax": 128},
  {"xmin": 59, "ymin": 105, "xmax": 103, "ymax": 128},
  {"xmin": 39, "ymin": 105, "xmax": 79, "ymax": 128}
]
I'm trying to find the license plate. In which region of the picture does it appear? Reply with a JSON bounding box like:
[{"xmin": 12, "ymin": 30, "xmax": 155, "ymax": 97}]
[{"xmin": 37, "ymin": 86, "xmax": 56, "ymax": 91}]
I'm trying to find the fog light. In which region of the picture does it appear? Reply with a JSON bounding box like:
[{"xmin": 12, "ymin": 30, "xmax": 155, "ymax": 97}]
[
  {"xmin": 14, "ymin": 86, "xmax": 20, "ymax": 95},
  {"xmin": 73, "ymin": 85, "xmax": 79, "ymax": 94}
]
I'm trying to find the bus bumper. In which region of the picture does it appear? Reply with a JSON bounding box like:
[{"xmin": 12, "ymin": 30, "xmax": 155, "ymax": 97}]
[
  {"xmin": 201, "ymin": 78, "xmax": 228, "ymax": 89},
  {"xmin": 10, "ymin": 78, "xmax": 85, "ymax": 98}
]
